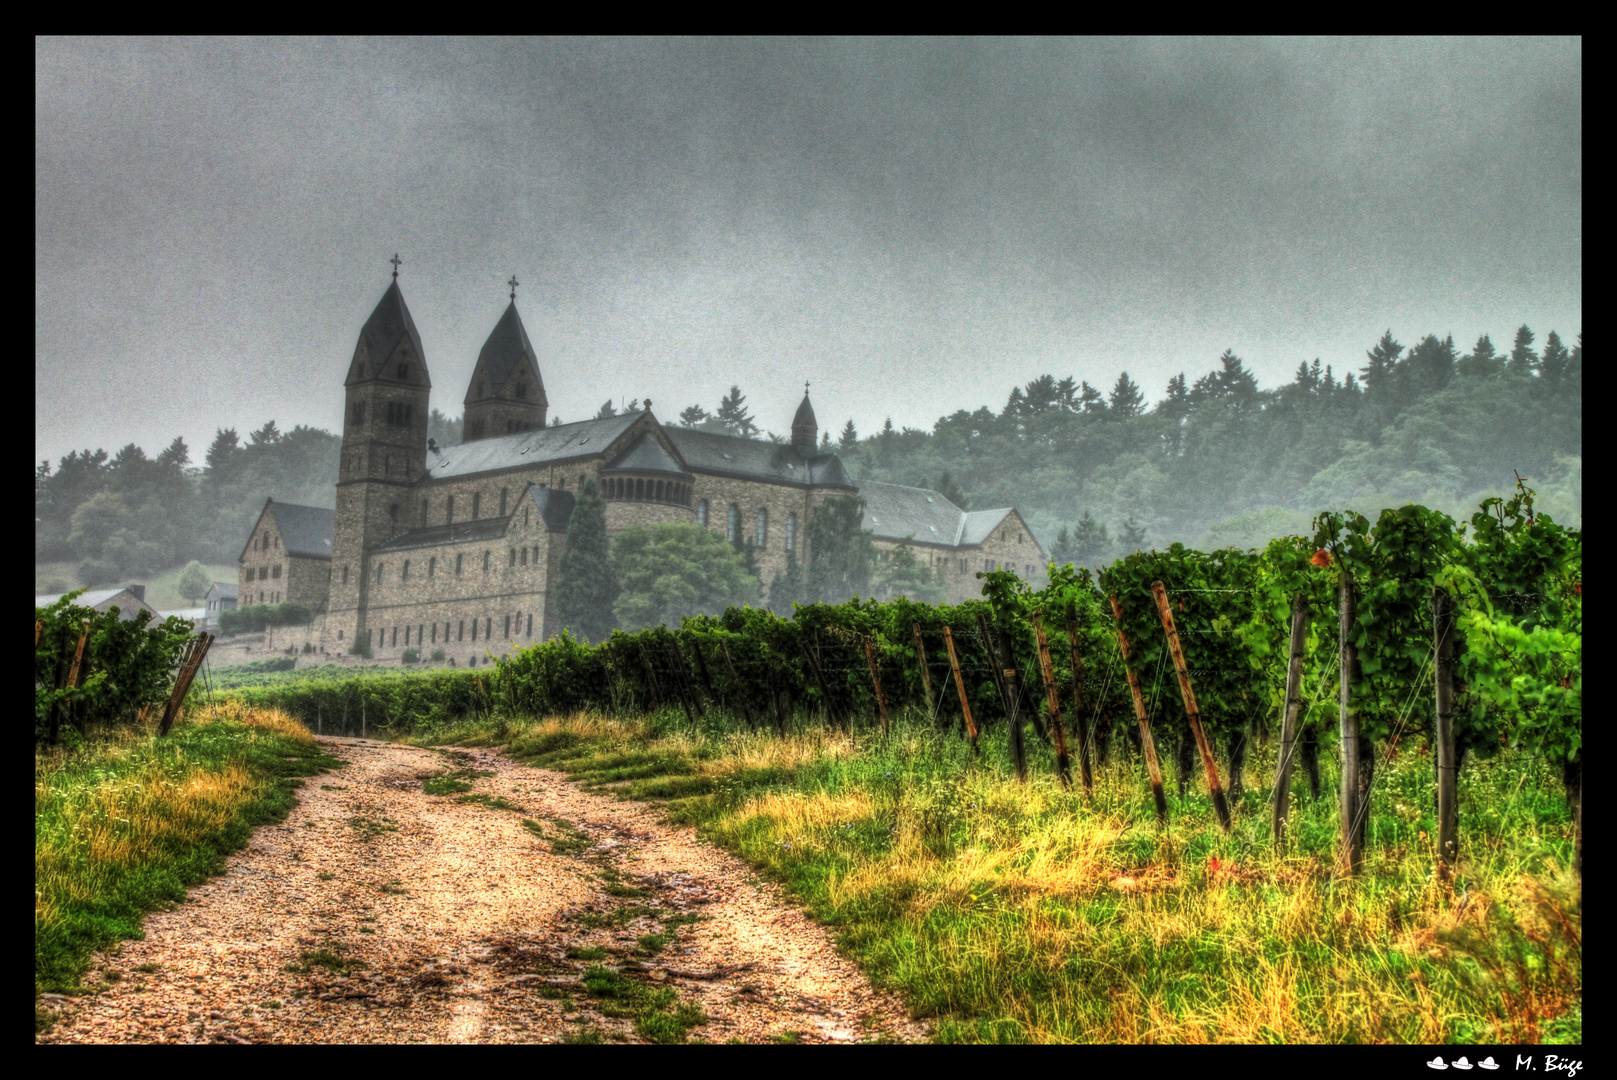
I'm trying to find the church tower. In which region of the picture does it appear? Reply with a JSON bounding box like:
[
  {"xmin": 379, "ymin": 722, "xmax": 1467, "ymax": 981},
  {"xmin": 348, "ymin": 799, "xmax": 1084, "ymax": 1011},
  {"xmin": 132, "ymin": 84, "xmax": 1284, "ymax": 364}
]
[
  {"xmin": 463, "ymin": 278, "xmax": 547, "ymax": 441},
  {"xmin": 791, "ymin": 387, "xmax": 818, "ymax": 450},
  {"xmin": 328, "ymin": 260, "xmax": 432, "ymax": 651}
]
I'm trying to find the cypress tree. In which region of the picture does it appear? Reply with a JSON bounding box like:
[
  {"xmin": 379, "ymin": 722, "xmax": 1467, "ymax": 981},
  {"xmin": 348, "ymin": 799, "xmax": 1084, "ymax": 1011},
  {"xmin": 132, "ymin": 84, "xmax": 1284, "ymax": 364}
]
[{"xmin": 554, "ymin": 476, "xmax": 616, "ymax": 642}]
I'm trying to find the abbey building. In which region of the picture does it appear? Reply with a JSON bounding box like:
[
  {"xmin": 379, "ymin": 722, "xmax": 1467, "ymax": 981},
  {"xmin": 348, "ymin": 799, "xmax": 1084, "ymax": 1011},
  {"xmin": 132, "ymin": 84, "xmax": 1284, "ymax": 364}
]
[{"xmin": 239, "ymin": 274, "xmax": 1045, "ymax": 663}]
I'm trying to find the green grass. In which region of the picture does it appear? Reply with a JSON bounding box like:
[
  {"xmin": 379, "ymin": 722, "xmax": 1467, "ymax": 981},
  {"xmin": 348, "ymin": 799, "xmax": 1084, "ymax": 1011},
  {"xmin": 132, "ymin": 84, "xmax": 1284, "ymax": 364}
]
[
  {"xmin": 35, "ymin": 705, "xmax": 343, "ymax": 1002},
  {"xmin": 431, "ymin": 708, "xmax": 1581, "ymax": 1044},
  {"xmin": 454, "ymin": 793, "xmax": 524, "ymax": 813},
  {"xmin": 578, "ymin": 966, "xmax": 708, "ymax": 1043}
]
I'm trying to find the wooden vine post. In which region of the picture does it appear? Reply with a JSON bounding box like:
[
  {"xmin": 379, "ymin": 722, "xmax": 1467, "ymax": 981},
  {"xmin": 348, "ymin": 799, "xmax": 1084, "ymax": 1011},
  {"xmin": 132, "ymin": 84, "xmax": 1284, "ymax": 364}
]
[
  {"xmin": 977, "ymin": 613, "xmax": 1027, "ymax": 781},
  {"xmin": 1271, "ymin": 594, "xmax": 1309, "ymax": 846},
  {"xmin": 1032, "ymin": 611, "xmax": 1073, "ymax": 789},
  {"xmin": 803, "ymin": 635, "xmax": 844, "ymax": 732},
  {"xmin": 717, "ymin": 641, "xmax": 759, "ymax": 732},
  {"xmin": 159, "ymin": 633, "xmax": 214, "ymax": 736},
  {"xmin": 1337, "ymin": 571, "xmax": 1364, "ymax": 876},
  {"xmin": 911, "ymin": 623, "xmax": 937, "ymax": 719},
  {"xmin": 1150, "ymin": 582, "xmax": 1231, "ymax": 831},
  {"xmin": 1433, "ymin": 587, "xmax": 1458, "ymax": 876},
  {"xmin": 55, "ymin": 621, "xmax": 91, "ymax": 742},
  {"xmin": 940, "ymin": 626, "xmax": 979, "ymax": 749},
  {"xmin": 1063, "ymin": 602, "xmax": 1095, "ymax": 796},
  {"xmin": 862, "ymin": 638, "xmax": 891, "ymax": 734},
  {"xmin": 1109, "ymin": 594, "xmax": 1168, "ymax": 824}
]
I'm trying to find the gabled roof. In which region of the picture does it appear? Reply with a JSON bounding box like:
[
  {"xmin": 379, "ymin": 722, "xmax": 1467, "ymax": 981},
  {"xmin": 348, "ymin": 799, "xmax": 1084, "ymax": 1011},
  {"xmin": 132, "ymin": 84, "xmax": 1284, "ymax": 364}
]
[
  {"xmin": 853, "ymin": 479, "xmax": 1029, "ymax": 551},
  {"xmin": 424, "ymin": 412, "xmax": 643, "ymax": 481},
  {"xmin": 604, "ymin": 433, "xmax": 691, "ymax": 477},
  {"xmin": 368, "ymin": 487, "xmax": 577, "ymax": 554},
  {"xmin": 468, "ymin": 301, "xmax": 545, "ymax": 401},
  {"xmin": 858, "ymin": 480, "xmax": 967, "ymax": 546},
  {"xmin": 370, "ymin": 516, "xmax": 512, "ymax": 554},
  {"xmin": 526, "ymin": 486, "xmax": 575, "ymax": 532},
  {"xmin": 352, "ymin": 281, "xmax": 427, "ymax": 383},
  {"xmin": 267, "ymin": 503, "xmax": 336, "ymax": 559},
  {"xmin": 207, "ymin": 582, "xmax": 239, "ymax": 600},
  {"xmin": 35, "ymin": 587, "xmax": 161, "ymax": 622},
  {"xmin": 665, "ymin": 428, "xmax": 855, "ymax": 489}
]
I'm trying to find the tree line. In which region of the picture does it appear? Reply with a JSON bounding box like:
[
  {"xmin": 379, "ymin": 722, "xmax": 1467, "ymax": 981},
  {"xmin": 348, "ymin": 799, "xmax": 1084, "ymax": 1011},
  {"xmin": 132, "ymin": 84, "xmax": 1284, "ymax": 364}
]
[{"xmin": 36, "ymin": 324, "xmax": 1579, "ymax": 590}]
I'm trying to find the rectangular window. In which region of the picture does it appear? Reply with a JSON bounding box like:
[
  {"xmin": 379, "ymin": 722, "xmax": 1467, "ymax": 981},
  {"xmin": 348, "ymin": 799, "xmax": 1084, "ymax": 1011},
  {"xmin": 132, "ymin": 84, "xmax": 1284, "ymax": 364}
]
[
  {"xmin": 509, "ymin": 548, "xmax": 516, "ymax": 567},
  {"xmin": 472, "ymin": 492, "xmax": 481, "ymax": 519},
  {"xmin": 504, "ymin": 615, "xmax": 511, "ymax": 639},
  {"xmin": 500, "ymin": 489, "xmax": 508, "ymax": 516},
  {"xmin": 483, "ymin": 551, "xmax": 491, "ymax": 572},
  {"xmin": 446, "ymin": 495, "xmax": 454, "ymax": 524},
  {"xmin": 521, "ymin": 547, "xmax": 528, "ymax": 566},
  {"xmin": 756, "ymin": 507, "xmax": 767, "ymax": 547},
  {"xmin": 697, "ymin": 499, "xmax": 709, "ymax": 526},
  {"xmin": 456, "ymin": 554, "xmax": 463, "ymax": 576},
  {"xmin": 391, "ymin": 627, "xmax": 398, "ymax": 646},
  {"xmin": 786, "ymin": 512, "xmax": 796, "ymax": 553},
  {"xmin": 431, "ymin": 624, "xmax": 437, "ymax": 643},
  {"xmin": 471, "ymin": 619, "xmax": 477, "ymax": 642},
  {"xmin": 375, "ymin": 562, "xmax": 383, "ymax": 582},
  {"xmin": 418, "ymin": 624, "xmax": 424, "ymax": 646},
  {"xmin": 726, "ymin": 504, "xmax": 739, "ymax": 544},
  {"xmin": 428, "ymin": 557, "xmax": 436, "ymax": 578},
  {"xmin": 458, "ymin": 620, "xmax": 464, "ymax": 642},
  {"xmin": 526, "ymin": 614, "xmax": 533, "ymax": 638},
  {"xmin": 404, "ymin": 626, "xmax": 410, "ymax": 645},
  {"xmin": 272, "ymin": 564, "xmax": 281, "ymax": 579},
  {"xmin": 485, "ymin": 617, "xmax": 492, "ymax": 640},
  {"xmin": 402, "ymin": 559, "xmax": 410, "ymax": 581}
]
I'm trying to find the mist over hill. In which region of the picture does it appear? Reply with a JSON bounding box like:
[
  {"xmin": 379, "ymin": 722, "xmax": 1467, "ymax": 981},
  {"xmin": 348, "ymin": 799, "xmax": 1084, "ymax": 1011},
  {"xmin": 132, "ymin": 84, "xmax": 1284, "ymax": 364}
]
[{"xmin": 34, "ymin": 324, "xmax": 1580, "ymax": 587}]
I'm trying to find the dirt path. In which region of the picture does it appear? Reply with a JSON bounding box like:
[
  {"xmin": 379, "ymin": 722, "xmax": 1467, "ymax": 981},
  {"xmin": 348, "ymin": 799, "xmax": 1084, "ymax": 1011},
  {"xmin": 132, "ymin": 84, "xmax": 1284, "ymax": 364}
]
[{"xmin": 38, "ymin": 737, "xmax": 928, "ymax": 1045}]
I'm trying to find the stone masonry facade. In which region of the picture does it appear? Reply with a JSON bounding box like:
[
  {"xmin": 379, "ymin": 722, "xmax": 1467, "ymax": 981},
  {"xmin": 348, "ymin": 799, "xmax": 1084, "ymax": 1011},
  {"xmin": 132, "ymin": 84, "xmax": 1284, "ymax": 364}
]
[{"xmin": 241, "ymin": 274, "xmax": 1047, "ymax": 664}]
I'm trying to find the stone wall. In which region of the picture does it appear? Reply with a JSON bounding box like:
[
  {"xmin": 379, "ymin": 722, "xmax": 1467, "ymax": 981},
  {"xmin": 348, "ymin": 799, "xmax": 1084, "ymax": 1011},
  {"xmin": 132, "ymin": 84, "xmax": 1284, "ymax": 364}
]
[{"xmin": 687, "ymin": 473, "xmax": 831, "ymax": 600}]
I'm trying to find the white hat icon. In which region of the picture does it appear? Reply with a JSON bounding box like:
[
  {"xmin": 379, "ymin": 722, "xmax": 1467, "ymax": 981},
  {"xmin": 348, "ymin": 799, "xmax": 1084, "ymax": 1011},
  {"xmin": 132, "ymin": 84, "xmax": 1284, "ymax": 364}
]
[
  {"xmin": 1427, "ymin": 1059, "xmax": 1449, "ymax": 1070},
  {"xmin": 1453, "ymin": 1060, "xmax": 1474, "ymax": 1071},
  {"xmin": 1479, "ymin": 1060, "xmax": 1500, "ymax": 1071}
]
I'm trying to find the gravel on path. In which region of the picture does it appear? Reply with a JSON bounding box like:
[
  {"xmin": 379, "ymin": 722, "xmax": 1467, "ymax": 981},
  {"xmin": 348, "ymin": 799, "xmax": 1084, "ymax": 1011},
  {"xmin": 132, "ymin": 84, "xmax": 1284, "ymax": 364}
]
[{"xmin": 37, "ymin": 736, "xmax": 929, "ymax": 1045}]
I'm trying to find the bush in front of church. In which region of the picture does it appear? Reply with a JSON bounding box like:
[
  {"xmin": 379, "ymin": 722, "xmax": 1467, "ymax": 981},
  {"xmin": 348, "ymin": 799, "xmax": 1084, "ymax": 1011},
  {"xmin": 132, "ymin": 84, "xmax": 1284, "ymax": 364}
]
[{"xmin": 611, "ymin": 523, "xmax": 761, "ymax": 632}]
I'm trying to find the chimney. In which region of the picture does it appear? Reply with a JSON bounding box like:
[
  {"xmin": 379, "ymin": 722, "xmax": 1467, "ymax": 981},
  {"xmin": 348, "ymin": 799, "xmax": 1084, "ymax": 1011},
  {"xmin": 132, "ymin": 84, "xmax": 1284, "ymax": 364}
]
[{"xmin": 126, "ymin": 584, "xmax": 146, "ymax": 602}]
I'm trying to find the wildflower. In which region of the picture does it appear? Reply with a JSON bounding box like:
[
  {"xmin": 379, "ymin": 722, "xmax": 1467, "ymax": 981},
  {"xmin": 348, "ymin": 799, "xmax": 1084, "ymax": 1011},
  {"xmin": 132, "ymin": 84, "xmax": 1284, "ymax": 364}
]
[{"xmin": 1310, "ymin": 549, "xmax": 1332, "ymax": 567}]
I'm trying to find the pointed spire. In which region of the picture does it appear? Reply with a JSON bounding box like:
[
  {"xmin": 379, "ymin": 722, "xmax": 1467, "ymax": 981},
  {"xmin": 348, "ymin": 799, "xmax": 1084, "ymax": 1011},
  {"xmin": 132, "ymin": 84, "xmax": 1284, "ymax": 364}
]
[
  {"xmin": 791, "ymin": 383, "xmax": 818, "ymax": 449},
  {"xmin": 350, "ymin": 278, "xmax": 427, "ymax": 385}
]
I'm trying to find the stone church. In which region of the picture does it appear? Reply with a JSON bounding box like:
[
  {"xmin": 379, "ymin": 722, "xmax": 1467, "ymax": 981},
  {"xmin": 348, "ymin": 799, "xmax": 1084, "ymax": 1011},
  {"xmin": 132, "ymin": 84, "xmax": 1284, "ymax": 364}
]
[{"xmin": 240, "ymin": 272, "xmax": 1045, "ymax": 664}]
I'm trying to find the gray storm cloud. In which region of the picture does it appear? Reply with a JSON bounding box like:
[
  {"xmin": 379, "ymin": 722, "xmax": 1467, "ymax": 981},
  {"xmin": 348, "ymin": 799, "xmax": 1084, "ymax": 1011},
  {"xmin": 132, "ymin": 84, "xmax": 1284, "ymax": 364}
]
[{"xmin": 36, "ymin": 37, "xmax": 1580, "ymax": 463}]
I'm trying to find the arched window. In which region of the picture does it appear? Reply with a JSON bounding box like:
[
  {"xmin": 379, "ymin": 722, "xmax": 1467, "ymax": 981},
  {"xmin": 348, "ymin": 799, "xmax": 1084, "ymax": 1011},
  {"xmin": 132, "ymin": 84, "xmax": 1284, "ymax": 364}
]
[
  {"xmin": 483, "ymin": 550, "xmax": 491, "ymax": 572},
  {"xmin": 726, "ymin": 504, "xmax": 739, "ymax": 545},
  {"xmin": 428, "ymin": 557, "xmax": 436, "ymax": 578},
  {"xmin": 786, "ymin": 512, "xmax": 796, "ymax": 554},
  {"xmin": 756, "ymin": 507, "xmax": 767, "ymax": 547},
  {"xmin": 697, "ymin": 499, "xmax": 708, "ymax": 526},
  {"xmin": 446, "ymin": 495, "xmax": 454, "ymax": 524},
  {"xmin": 509, "ymin": 548, "xmax": 517, "ymax": 567},
  {"xmin": 375, "ymin": 562, "xmax": 384, "ymax": 583},
  {"xmin": 455, "ymin": 554, "xmax": 464, "ymax": 576},
  {"xmin": 389, "ymin": 502, "xmax": 398, "ymax": 522},
  {"xmin": 499, "ymin": 488, "xmax": 508, "ymax": 516},
  {"xmin": 402, "ymin": 560, "xmax": 410, "ymax": 581},
  {"xmin": 520, "ymin": 547, "xmax": 528, "ymax": 566},
  {"xmin": 472, "ymin": 492, "xmax": 481, "ymax": 520}
]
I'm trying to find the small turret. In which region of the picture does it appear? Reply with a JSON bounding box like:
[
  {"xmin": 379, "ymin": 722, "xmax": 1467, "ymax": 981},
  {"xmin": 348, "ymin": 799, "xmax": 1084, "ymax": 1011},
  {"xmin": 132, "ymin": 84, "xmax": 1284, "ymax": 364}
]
[
  {"xmin": 791, "ymin": 386, "xmax": 818, "ymax": 450},
  {"xmin": 463, "ymin": 287, "xmax": 547, "ymax": 441}
]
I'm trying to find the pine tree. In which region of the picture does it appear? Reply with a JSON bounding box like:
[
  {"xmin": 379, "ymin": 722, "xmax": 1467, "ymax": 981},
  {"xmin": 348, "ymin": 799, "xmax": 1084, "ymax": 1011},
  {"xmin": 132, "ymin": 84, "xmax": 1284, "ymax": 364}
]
[
  {"xmin": 553, "ymin": 476, "xmax": 617, "ymax": 642},
  {"xmin": 935, "ymin": 471, "xmax": 970, "ymax": 511},
  {"xmin": 1361, "ymin": 331, "xmax": 1404, "ymax": 398},
  {"xmin": 767, "ymin": 550, "xmax": 806, "ymax": 616},
  {"xmin": 1071, "ymin": 511, "xmax": 1111, "ymax": 567},
  {"xmin": 1050, "ymin": 525, "xmax": 1073, "ymax": 566},
  {"xmin": 1117, "ymin": 515, "xmax": 1148, "ymax": 555},
  {"xmin": 805, "ymin": 496, "xmax": 875, "ymax": 604},
  {"xmin": 1108, "ymin": 371, "xmax": 1145, "ymax": 417},
  {"xmin": 678, "ymin": 404, "xmax": 709, "ymax": 428},
  {"xmin": 838, "ymin": 419, "xmax": 858, "ymax": 450},
  {"xmin": 1509, "ymin": 325, "xmax": 1538, "ymax": 376},
  {"xmin": 1539, "ymin": 330, "xmax": 1571, "ymax": 386},
  {"xmin": 595, "ymin": 400, "xmax": 618, "ymax": 418},
  {"xmin": 820, "ymin": 430, "xmax": 831, "ymax": 450},
  {"xmin": 1460, "ymin": 334, "xmax": 1503, "ymax": 379},
  {"xmin": 1079, "ymin": 381, "xmax": 1108, "ymax": 416},
  {"xmin": 715, "ymin": 385, "xmax": 758, "ymax": 437}
]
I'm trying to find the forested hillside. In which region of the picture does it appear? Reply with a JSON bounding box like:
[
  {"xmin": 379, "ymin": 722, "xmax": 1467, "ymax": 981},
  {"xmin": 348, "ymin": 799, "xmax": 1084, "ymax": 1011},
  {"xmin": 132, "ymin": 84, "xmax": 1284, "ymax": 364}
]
[{"xmin": 35, "ymin": 326, "xmax": 1579, "ymax": 584}]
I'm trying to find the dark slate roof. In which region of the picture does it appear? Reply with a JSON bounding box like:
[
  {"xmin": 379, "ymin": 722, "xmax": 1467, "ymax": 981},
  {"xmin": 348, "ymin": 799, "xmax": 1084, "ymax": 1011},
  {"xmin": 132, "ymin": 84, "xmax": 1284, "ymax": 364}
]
[
  {"xmin": 370, "ymin": 516, "xmax": 512, "ymax": 554},
  {"xmin": 604, "ymin": 433, "xmax": 691, "ymax": 477},
  {"xmin": 268, "ymin": 502, "xmax": 336, "ymax": 559},
  {"xmin": 354, "ymin": 281, "xmax": 427, "ymax": 379},
  {"xmin": 35, "ymin": 588, "xmax": 161, "ymax": 622},
  {"xmin": 791, "ymin": 393, "xmax": 818, "ymax": 442},
  {"xmin": 526, "ymin": 486, "xmax": 575, "ymax": 532},
  {"xmin": 468, "ymin": 302, "xmax": 544, "ymax": 400},
  {"xmin": 424, "ymin": 413, "xmax": 643, "ymax": 480},
  {"xmin": 208, "ymin": 582, "xmax": 239, "ymax": 600},
  {"xmin": 664, "ymin": 428, "xmax": 855, "ymax": 489},
  {"xmin": 854, "ymin": 479, "xmax": 1026, "ymax": 550}
]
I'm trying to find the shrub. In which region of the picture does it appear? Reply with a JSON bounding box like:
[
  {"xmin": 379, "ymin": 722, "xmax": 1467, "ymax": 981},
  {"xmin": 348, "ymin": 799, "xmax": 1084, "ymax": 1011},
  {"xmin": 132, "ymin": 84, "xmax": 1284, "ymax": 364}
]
[
  {"xmin": 402, "ymin": 648, "xmax": 421, "ymax": 665},
  {"xmin": 431, "ymin": 648, "xmax": 446, "ymax": 662}
]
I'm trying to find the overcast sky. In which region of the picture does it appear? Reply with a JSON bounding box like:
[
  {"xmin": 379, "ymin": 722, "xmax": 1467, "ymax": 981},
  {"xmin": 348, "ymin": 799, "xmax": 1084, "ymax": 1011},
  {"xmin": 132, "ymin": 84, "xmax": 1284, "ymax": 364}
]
[{"xmin": 36, "ymin": 37, "xmax": 1582, "ymax": 466}]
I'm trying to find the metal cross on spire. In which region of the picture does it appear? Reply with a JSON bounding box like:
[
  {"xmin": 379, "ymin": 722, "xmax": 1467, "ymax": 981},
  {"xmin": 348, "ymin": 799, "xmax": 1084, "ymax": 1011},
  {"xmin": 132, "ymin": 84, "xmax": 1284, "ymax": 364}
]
[
  {"xmin": 804, "ymin": 380, "xmax": 810, "ymax": 395},
  {"xmin": 390, "ymin": 253, "xmax": 403, "ymax": 280},
  {"xmin": 508, "ymin": 275, "xmax": 520, "ymax": 302}
]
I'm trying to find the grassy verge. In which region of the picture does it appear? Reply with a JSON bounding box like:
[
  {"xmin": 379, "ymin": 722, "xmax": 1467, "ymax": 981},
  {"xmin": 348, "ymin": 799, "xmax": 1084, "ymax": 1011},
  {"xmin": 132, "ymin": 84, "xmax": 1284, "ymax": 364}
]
[
  {"xmin": 426, "ymin": 709, "xmax": 1581, "ymax": 1044},
  {"xmin": 35, "ymin": 702, "xmax": 343, "ymax": 1018}
]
